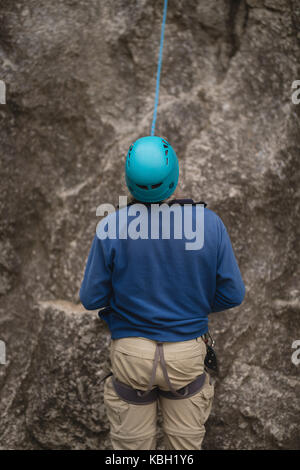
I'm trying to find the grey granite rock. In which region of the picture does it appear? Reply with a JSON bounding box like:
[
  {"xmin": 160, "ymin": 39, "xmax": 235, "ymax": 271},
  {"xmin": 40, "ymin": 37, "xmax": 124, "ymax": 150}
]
[{"xmin": 0, "ymin": 0, "xmax": 299, "ymax": 449}]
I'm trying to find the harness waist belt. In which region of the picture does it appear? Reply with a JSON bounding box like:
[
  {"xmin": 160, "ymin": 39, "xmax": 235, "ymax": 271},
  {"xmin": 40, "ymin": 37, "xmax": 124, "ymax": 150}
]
[
  {"xmin": 112, "ymin": 373, "xmax": 206, "ymax": 404},
  {"xmin": 112, "ymin": 376, "xmax": 158, "ymax": 405},
  {"xmin": 158, "ymin": 372, "xmax": 206, "ymax": 400}
]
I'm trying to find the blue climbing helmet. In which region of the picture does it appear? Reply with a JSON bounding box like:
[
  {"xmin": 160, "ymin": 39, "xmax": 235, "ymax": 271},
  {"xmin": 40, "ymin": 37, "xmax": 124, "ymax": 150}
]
[{"xmin": 125, "ymin": 136, "xmax": 179, "ymax": 203}]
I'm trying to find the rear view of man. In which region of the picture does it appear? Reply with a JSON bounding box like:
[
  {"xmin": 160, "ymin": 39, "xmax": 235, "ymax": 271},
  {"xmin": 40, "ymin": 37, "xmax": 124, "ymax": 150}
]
[{"xmin": 80, "ymin": 136, "xmax": 245, "ymax": 450}]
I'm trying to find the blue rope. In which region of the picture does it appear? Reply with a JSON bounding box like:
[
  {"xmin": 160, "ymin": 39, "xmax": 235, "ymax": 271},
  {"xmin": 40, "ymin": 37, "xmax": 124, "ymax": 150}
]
[{"xmin": 151, "ymin": 0, "xmax": 168, "ymax": 136}]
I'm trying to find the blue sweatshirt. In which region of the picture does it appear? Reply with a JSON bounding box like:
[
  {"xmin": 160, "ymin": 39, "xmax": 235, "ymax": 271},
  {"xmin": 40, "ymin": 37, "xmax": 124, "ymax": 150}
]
[{"xmin": 79, "ymin": 199, "xmax": 245, "ymax": 342}]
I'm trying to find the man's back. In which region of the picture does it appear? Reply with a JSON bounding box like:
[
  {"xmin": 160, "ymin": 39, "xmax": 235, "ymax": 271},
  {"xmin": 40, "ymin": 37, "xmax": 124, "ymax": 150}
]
[{"xmin": 80, "ymin": 200, "xmax": 245, "ymax": 341}]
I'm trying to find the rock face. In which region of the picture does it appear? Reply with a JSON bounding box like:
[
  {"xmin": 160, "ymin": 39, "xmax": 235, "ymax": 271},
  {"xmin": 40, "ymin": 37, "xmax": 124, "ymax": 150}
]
[{"xmin": 0, "ymin": 0, "xmax": 299, "ymax": 450}]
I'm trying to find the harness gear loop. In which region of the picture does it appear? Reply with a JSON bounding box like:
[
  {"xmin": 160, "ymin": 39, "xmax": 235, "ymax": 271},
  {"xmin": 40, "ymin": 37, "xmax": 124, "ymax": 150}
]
[{"xmin": 202, "ymin": 332, "xmax": 218, "ymax": 374}]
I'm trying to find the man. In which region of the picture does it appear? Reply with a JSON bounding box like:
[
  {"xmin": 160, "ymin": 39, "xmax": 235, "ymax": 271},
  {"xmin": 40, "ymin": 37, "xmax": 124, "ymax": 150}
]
[{"xmin": 80, "ymin": 136, "xmax": 245, "ymax": 450}]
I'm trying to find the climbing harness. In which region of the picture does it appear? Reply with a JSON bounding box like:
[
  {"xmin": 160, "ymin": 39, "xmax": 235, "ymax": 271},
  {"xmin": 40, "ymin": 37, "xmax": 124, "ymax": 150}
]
[
  {"xmin": 111, "ymin": 341, "xmax": 207, "ymax": 405},
  {"xmin": 99, "ymin": 336, "xmax": 213, "ymax": 405},
  {"xmin": 112, "ymin": 371, "xmax": 207, "ymax": 405}
]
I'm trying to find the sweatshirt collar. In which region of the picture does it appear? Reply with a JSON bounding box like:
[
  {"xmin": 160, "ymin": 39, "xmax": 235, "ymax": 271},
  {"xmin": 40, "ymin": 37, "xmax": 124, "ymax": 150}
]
[
  {"xmin": 169, "ymin": 199, "xmax": 207, "ymax": 207},
  {"xmin": 169, "ymin": 198, "xmax": 194, "ymax": 205},
  {"xmin": 126, "ymin": 198, "xmax": 207, "ymax": 207}
]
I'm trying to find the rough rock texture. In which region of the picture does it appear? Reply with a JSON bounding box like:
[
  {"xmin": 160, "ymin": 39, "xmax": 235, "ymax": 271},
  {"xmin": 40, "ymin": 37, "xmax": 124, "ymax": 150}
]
[{"xmin": 0, "ymin": 0, "xmax": 299, "ymax": 449}]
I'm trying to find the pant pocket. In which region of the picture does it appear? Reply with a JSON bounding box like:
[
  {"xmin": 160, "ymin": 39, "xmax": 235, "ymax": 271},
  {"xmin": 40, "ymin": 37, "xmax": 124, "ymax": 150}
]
[
  {"xmin": 104, "ymin": 376, "xmax": 130, "ymax": 429},
  {"xmin": 190, "ymin": 374, "xmax": 214, "ymax": 425},
  {"xmin": 104, "ymin": 375, "xmax": 157, "ymax": 443}
]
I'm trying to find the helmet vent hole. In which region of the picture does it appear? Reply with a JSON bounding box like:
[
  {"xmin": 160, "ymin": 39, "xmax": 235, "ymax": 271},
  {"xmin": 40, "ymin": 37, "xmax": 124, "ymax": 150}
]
[
  {"xmin": 151, "ymin": 182, "xmax": 162, "ymax": 189},
  {"xmin": 166, "ymin": 158, "xmax": 168, "ymax": 165},
  {"xmin": 165, "ymin": 149, "xmax": 168, "ymax": 155},
  {"xmin": 169, "ymin": 182, "xmax": 174, "ymax": 189},
  {"xmin": 137, "ymin": 184, "xmax": 149, "ymax": 190}
]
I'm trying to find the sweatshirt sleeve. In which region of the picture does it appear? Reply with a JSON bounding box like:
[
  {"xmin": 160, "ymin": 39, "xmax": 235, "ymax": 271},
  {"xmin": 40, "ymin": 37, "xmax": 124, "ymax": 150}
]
[
  {"xmin": 211, "ymin": 218, "xmax": 245, "ymax": 313},
  {"xmin": 79, "ymin": 234, "xmax": 113, "ymax": 310}
]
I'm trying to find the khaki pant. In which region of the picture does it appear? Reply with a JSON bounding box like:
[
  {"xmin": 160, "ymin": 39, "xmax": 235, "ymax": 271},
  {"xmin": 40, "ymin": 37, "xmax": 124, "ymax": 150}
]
[{"xmin": 104, "ymin": 336, "xmax": 214, "ymax": 450}]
